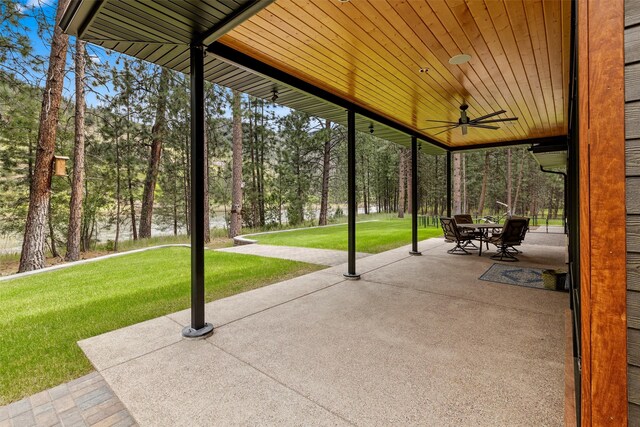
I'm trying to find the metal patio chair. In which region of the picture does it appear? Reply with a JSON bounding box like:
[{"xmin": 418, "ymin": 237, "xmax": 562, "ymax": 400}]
[
  {"xmin": 487, "ymin": 218, "xmax": 529, "ymax": 262},
  {"xmin": 440, "ymin": 217, "xmax": 477, "ymax": 255},
  {"xmin": 507, "ymin": 216, "xmax": 530, "ymax": 254},
  {"xmin": 453, "ymin": 214, "xmax": 473, "ymax": 224},
  {"xmin": 453, "ymin": 214, "xmax": 481, "ymax": 249}
]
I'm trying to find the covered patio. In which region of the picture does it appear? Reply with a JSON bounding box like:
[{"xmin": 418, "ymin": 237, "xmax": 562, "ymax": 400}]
[
  {"xmin": 78, "ymin": 232, "xmax": 567, "ymax": 426},
  {"xmin": 59, "ymin": 0, "xmax": 630, "ymax": 424}
]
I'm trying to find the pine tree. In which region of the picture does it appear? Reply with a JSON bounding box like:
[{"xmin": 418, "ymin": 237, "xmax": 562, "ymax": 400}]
[
  {"xmin": 139, "ymin": 67, "xmax": 170, "ymax": 239},
  {"xmin": 65, "ymin": 39, "xmax": 86, "ymax": 261},
  {"xmin": 397, "ymin": 148, "xmax": 406, "ymax": 218},
  {"xmin": 19, "ymin": 0, "xmax": 71, "ymax": 272},
  {"xmin": 229, "ymin": 90, "xmax": 243, "ymax": 238}
]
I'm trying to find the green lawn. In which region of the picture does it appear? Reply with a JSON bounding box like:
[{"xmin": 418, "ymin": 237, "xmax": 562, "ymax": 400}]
[
  {"xmin": 0, "ymin": 247, "xmax": 320, "ymax": 404},
  {"xmin": 247, "ymin": 217, "xmax": 444, "ymax": 253}
]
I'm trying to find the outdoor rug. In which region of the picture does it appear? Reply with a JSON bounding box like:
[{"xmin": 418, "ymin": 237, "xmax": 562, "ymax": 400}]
[{"xmin": 479, "ymin": 263, "xmax": 562, "ymax": 291}]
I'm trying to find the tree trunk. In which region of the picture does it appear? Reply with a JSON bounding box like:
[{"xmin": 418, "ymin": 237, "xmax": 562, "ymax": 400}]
[
  {"xmin": 248, "ymin": 97, "xmax": 257, "ymax": 227},
  {"xmin": 127, "ymin": 164, "xmax": 137, "ymax": 241},
  {"xmin": 139, "ymin": 67, "xmax": 169, "ymax": 239},
  {"xmin": 406, "ymin": 149, "xmax": 412, "ymax": 215},
  {"xmin": 366, "ymin": 159, "xmax": 371, "ymax": 214},
  {"xmin": 173, "ymin": 159, "xmax": 178, "ymax": 236},
  {"xmin": 319, "ymin": 119, "xmax": 331, "ymax": 226},
  {"xmin": 452, "ymin": 152, "xmax": 462, "ymax": 215},
  {"xmin": 48, "ymin": 212, "xmax": 58, "ymax": 258},
  {"xmin": 434, "ymin": 155, "xmax": 439, "ymax": 215},
  {"xmin": 114, "ymin": 137, "xmax": 121, "ymax": 252},
  {"xmin": 19, "ymin": 0, "xmax": 71, "ymax": 272},
  {"xmin": 506, "ymin": 148, "xmax": 512, "ymax": 214},
  {"xmin": 229, "ymin": 90, "xmax": 243, "ymax": 238},
  {"xmin": 397, "ymin": 149, "xmax": 406, "ymax": 218},
  {"xmin": 203, "ymin": 131, "xmax": 210, "ymax": 243},
  {"xmin": 258, "ymin": 100, "xmax": 266, "ymax": 226},
  {"xmin": 361, "ymin": 146, "xmax": 369, "ymax": 215},
  {"xmin": 512, "ymin": 148, "xmax": 526, "ymax": 215},
  {"xmin": 81, "ymin": 185, "xmax": 90, "ymax": 251},
  {"xmin": 66, "ymin": 39, "xmax": 86, "ymax": 262},
  {"xmin": 295, "ymin": 147, "xmax": 304, "ymax": 224},
  {"xmin": 28, "ymin": 130, "xmax": 33, "ymax": 183},
  {"xmin": 462, "ymin": 153, "xmax": 467, "ymax": 213},
  {"xmin": 183, "ymin": 134, "xmax": 190, "ymax": 235},
  {"xmin": 477, "ymin": 151, "xmax": 490, "ymax": 215}
]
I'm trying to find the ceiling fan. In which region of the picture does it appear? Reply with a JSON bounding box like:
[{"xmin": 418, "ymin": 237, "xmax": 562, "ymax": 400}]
[{"xmin": 421, "ymin": 104, "xmax": 518, "ymax": 136}]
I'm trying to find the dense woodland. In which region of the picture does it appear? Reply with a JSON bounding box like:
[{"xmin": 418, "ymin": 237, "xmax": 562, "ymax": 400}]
[{"xmin": 0, "ymin": 0, "xmax": 564, "ymax": 272}]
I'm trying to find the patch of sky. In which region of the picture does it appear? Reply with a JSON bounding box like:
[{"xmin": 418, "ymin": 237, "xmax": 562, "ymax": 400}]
[{"xmin": 7, "ymin": 0, "xmax": 292, "ymax": 119}]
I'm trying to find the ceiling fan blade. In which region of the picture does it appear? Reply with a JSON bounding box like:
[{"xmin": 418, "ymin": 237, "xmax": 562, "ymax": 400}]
[
  {"xmin": 419, "ymin": 124, "xmax": 459, "ymax": 130},
  {"xmin": 469, "ymin": 110, "xmax": 507, "ymax": 123},
  {"xmin": 434, "ymin": 125, "xmax": 460, "ymax": 136},
  {"xmin": 424, "ymin": 119, "xmax": 459, "ymax": 124},
  {"xmin": 474, "ymin": 117, "xmax": 519, "ymax": 124},
  {"xmin": 469, "ymin": 124, "xmax": 500, "ymax": 130},
  {"xmin": 461, "ymin": 125, "xmax": 468, "ymax": 135}
]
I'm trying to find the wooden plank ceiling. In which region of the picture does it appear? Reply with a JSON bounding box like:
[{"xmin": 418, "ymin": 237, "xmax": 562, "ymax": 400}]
[
  {"xmin": 60, "ymin": 0, "xmax": 446, "ymax": 153},
  {"xmin": 61, "ymin": 0, "xmax": 571, "ymax": 150},
  {"xmin": 221, "ymin": 0, "xmax": 571, "ymax": 148}
]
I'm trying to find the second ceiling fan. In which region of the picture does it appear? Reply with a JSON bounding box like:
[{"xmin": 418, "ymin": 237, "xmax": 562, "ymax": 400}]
[{"xmin": 422, "ymin": 104, "xmax": 518, "ymax": 136}]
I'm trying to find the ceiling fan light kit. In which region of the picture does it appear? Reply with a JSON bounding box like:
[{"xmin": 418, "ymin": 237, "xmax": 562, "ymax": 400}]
[
  {"xmin": 421, "ymin": 104, "xmax": 519, "ymax": 136},
  {"xmin": 448, "ymin": 53, "xmax": 472, "ymax": 65}
]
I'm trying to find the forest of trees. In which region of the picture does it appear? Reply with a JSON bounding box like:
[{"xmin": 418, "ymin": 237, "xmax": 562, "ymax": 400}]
[{"xmin": 0, "ymin": 0, "xmax": 564, "ymax": 272}]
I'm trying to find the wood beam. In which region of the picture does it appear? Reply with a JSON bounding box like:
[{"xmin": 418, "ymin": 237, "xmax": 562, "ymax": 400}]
[{"xmin": 578, "ymin": 0, "xmax": 627, "ymax": 424}]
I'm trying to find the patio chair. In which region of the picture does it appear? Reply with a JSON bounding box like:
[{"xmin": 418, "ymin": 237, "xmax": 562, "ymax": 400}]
[
  {"xmin": 453, "ymin": 214, "xmax": 473, "ymax": 224},
  {"xmin": 454, "ymin": 214, "xmax": 481, "ymax": 249},
  {"xmin": 487, "ymin": 218, "xmax": 529, "ymax": 262},
  {"xmin": 492, "ymin": 216, "xmax": 530, "ymax": 254},
  {"xmin": 507, "ymin": 216, "xmax": 530, "ymax": 253},
  {"xmin": 440, "ymin": 217, "xmax": 477, "ymax": 255}
]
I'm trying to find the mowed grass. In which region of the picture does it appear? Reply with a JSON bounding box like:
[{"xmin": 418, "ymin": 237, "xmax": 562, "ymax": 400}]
[
  {"xmin": 0, "ymin": 247, "xmax": 321, "ymax": 404},
  {"xmin": 248, "ymin": 217, "xmax": 444, "ymax": 253}
]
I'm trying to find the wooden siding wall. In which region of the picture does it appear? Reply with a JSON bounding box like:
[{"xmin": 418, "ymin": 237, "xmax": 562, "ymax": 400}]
[{"xmin": 627, "ymin": 0, "xmax": 640, "ymax": 423}]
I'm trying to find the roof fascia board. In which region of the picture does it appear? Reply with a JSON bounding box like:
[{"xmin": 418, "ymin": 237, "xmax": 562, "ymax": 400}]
[
  {"xmin": 78, "ymin": 0, "xmax": 107, "ymax": 39},
  {"xmin": 59, "ymin": 0, "xmax": 87, "ymax": 34},
  {"xmin": 449, "ymin": 136, "xmax": 567, "ymax": 152},
  {"xmin": 197, "ymin": 0, "xmax": 276, "ymax": 46}
]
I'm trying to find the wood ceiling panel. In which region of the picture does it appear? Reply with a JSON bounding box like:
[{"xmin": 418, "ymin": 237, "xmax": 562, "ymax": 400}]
[
  {"xmin": 222, "ymin": 0, "xmax": 570, "ymax": 148},
  {"xmin": 542, "ymin": 0, "xmax": 567, "ymax": 128},
  {"xmin": 403, "ymin": 0, "xmax": 526, "ymax": 140},
  {"xmin": 230, "ymin": 16, "xmax": 439, "ymax": 121},
  {"xmin": 260, "ymin": 2, "xmax": 452, "ymax": 120},
  {"xmin": 354, "ymin": 0, "xmax": 521, "ymax": 140},
  {"xmin": 520, "ymin": 0, "xmax": 557, "ymax": 129},
  {"xmin": 433, "ymin": 0, "xmax": 536, "ymax": 138}
]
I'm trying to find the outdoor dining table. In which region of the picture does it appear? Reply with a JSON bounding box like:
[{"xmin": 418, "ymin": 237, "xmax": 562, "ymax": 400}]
[{"xmin": 457, "ymin": 223, "xmax": 503, "ymax": 256}]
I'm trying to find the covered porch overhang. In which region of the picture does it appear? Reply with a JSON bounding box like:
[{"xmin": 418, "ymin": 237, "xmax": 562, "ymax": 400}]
[{"xmin": 60, "ymin": 0, "xmax": 628, "ymax": 424}]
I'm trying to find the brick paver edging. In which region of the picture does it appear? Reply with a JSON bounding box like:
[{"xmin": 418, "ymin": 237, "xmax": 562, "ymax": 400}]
[{"xmin": 0, "ymin": 372, "xmax": 136, "ymax": 427}]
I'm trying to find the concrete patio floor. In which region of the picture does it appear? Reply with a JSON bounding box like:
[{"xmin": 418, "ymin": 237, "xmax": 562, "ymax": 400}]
[{"xmin": 78, "ymin": 236, "xmax": 568, "ymax": 426}]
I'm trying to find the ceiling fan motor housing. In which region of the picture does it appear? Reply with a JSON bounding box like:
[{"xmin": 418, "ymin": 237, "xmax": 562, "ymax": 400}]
[{"xmin": 422, "ymin": 103, "xmax": 517, "ymax": 136}]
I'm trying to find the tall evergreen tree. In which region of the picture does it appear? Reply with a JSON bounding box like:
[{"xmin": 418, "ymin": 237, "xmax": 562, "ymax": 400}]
[
  {"xmin": 452, "ymin": 152, "xmax": 462, "ymax": 215},
  {"xmin": 19, "ymin": 0, "xmax": 70, "ymax": 272},
  {"xmin": 397, "ymin": 148, "xmax": 406, "ymax": 218},
  {"xmin": 65, "ymin": 38, "xmax": 86, "ymax": 261},
  {"xmin": 229, "ymin": 90, "xmax": 243, "ymax": 238},
  {"xmin": 139, "ymin": 67, "xmax": 170, "ymax": 238}
]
